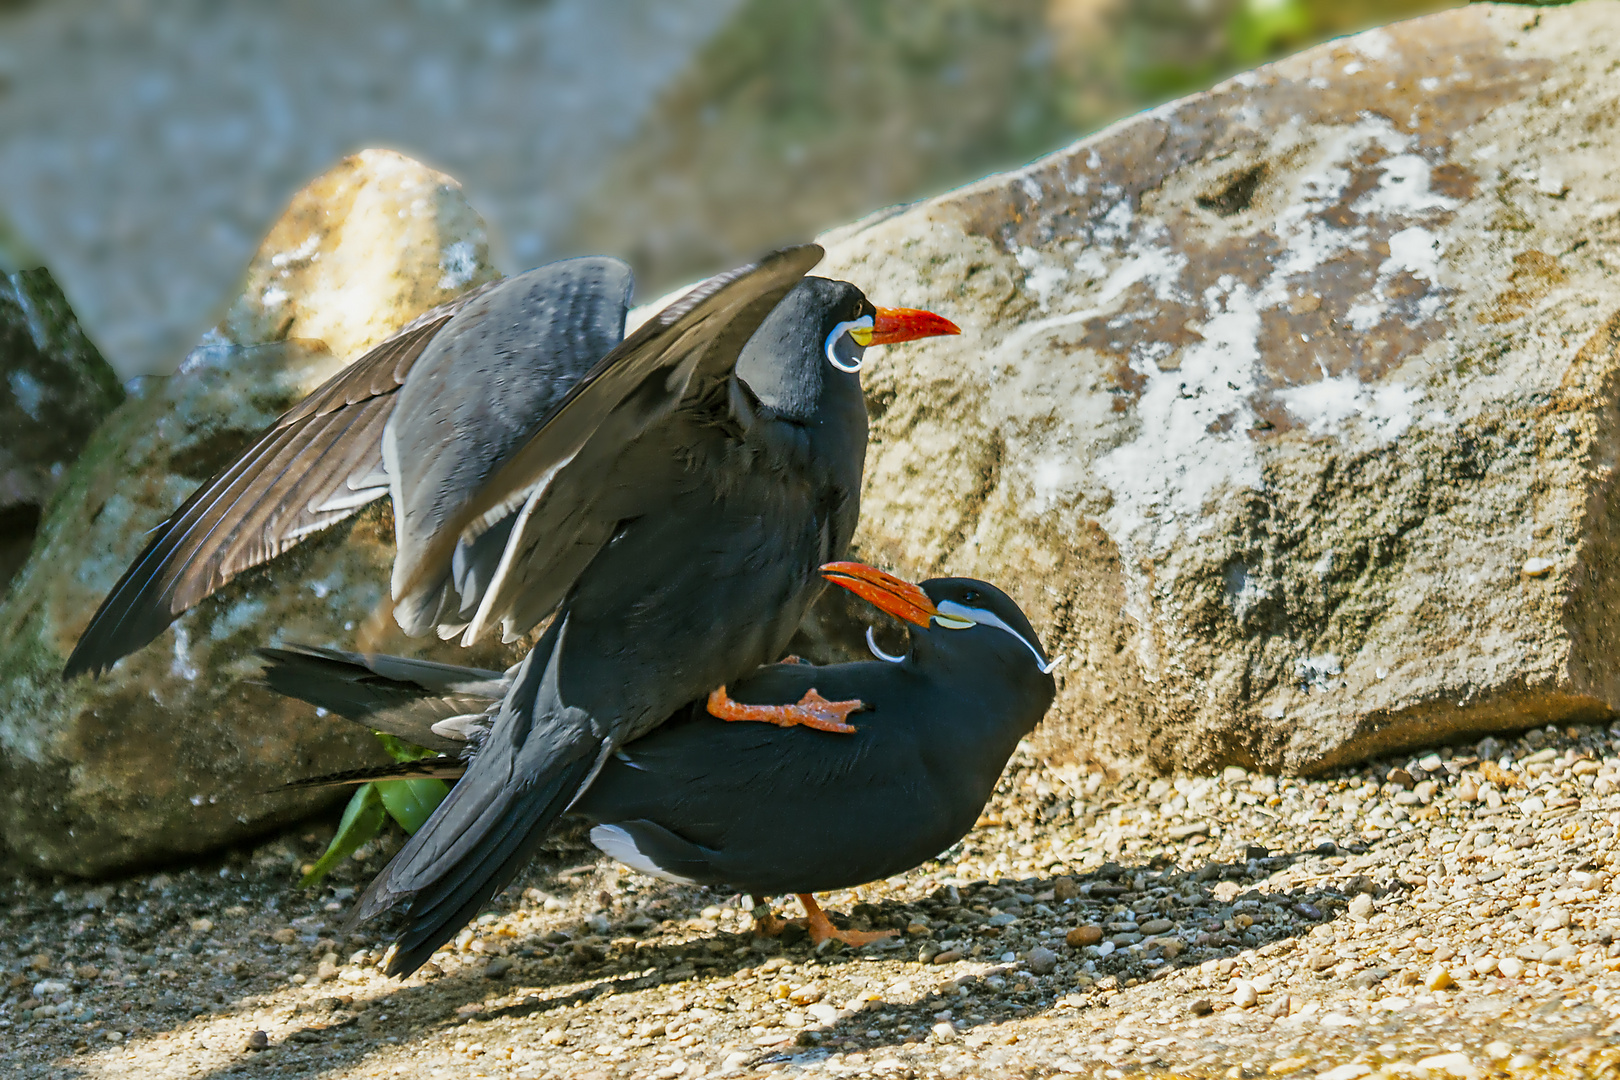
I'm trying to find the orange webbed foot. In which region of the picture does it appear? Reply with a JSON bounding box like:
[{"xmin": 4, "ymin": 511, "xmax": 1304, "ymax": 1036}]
[
  {"xmin": 797, "ymin": 893, "xmax": 895, "ymax": 949},
  {"xmin": 750, "ymin": 895, "xmax": 895, "ymax": 948},
  {"xmin": 707, "ymin": 685, "xmax": 863, "ymax": 734}
]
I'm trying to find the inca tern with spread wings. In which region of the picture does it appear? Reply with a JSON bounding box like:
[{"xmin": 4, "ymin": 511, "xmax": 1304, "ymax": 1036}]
[{"xmin": 66, "ymin": 245, "xmax": 958, "ymax": 974}]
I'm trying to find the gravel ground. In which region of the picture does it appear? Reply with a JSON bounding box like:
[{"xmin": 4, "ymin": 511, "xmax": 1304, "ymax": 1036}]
[{"xmin": 8, "ymin": 720, "xmax": 1620, "ymax": 1079}]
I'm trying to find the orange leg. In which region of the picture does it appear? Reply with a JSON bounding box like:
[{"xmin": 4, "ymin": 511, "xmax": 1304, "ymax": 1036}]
[
  {"xmin": 750, "ymin": 896, "xmax": 791, "ymax": 937},
  {"xmin": 707, "ymin": 685, "xmax": 862, "ymax": 734},
  {"xmin": 796, "ymin": 894, "xmax": 895, "ymax": 948},
  {"xmin": 748, "ymin": 894, "xmax": 895, "ymax": 948}
]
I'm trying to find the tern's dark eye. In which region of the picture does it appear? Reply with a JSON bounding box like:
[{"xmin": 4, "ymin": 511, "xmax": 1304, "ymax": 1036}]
[{"xmin": 962, "ymin": 589, "xmax": 981, "ymax": 603}]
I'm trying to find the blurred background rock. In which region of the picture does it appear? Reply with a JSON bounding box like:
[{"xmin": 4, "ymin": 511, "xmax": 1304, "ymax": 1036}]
[{"xmin": 0, "ymin": 0, "xmax": 1452, "ymax": 381}]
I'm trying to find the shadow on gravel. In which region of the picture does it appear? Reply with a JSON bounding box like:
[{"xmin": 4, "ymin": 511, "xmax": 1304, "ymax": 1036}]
[
  {"xmin": 23, "ymin": 846, "xmax": 781, "ymax": 1080},
  {"xmin": 744, "ymin": 845, "xmax": 1374, "ymax": 1067},
  {"xmin": 25, "ymin": 834, "xmax": 1383, "ymax": 1080}
]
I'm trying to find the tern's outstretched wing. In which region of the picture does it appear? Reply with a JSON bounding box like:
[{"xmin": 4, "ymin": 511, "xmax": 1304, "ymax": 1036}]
[
  {"xmin": 388, "ymin": 245, "xmax": 824, "ymax": 645},
  {"xmin": 65, "ymin": 258, "xmax": 633, "ymax": 677}
]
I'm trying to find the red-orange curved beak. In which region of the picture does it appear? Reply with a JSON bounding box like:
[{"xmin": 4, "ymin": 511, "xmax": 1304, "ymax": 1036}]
[
  {"xmin": 849, "ymin": 307, "xmax": 961, "ymax": 347},
  {"xmin": 819, "ymin": 561, "xmax": 938, "ymax": 628}
]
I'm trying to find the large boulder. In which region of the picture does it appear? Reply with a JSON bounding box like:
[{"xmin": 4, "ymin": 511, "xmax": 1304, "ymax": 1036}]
[
  {"xmin": 807, "ymin": 1, "xmax": 1620, "ymax": 775},
  {"xmin": 0, "ymin": 233, "xmax": 125, "ymax": 592},
  {"xmin": 0, "ymin": 151, "xmax": 515, "ymax": 877}
]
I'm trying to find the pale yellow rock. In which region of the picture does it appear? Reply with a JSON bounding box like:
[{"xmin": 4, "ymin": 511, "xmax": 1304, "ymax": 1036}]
[{"xmin": 218, "ymin": 147, "xmax": 499, "ymax": 381}]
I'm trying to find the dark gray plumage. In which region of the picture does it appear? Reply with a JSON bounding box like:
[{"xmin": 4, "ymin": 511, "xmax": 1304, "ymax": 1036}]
[
  {"xmin": 66, "ymin": 257, "xmax": 635, "ymax": 677},
  {"xmin": 68, "ymin": 244, "xmax": 929, "ymax": 977},
  {"xmin": 571, "ymin": 576, "xmax": 1057, "ymax": 899},
  {"xmin": 264, "ymin": 573, "xmax": 1057, "ymax": 911},
  {"xmin": 352, "ymin": 250, "xmax": 876, "ymax": 975},
  {"xmin": 255, "ymin": 643, "xmax": 511, "ymax": 755}
]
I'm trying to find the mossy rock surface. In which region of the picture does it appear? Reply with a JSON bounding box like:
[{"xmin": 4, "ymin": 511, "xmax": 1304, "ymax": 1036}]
[
  {"xmin": 0, "ymin": 265, "xmax": 124, "ymax": 590},
  {"xmin": 0, "ymin": 342, "xmax": 521, "ymax": 876},
  {"xmin": 0, "ymin": 149, "xmax": 518, "ymax": 877}
]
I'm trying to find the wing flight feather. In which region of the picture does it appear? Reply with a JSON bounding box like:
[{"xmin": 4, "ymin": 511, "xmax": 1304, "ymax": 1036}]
[
  {"xmin": 64, "ymin": 314, "xmax": 455, "ymax": 677},
  {"xmin": 392, "ymin": 245, "xmax": 825, "ymax": 643}
]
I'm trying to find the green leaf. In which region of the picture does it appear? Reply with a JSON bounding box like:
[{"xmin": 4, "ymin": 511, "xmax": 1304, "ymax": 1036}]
[
  {"xmin": 301, "ymin": 784, "xmax": 387, "ymax": 889},
  {"xmin": 376, "ymin": 777, "xmax": 450, "ymax": 835},
  {"xmin": 375, "ymin": 731, "xmax": 439, "ymax": 763}
]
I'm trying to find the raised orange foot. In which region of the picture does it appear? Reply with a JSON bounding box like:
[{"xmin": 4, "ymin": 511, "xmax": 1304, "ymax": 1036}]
[{"xmin": 707, "ymin": 685, "xmax": 862, "ymax": 734}]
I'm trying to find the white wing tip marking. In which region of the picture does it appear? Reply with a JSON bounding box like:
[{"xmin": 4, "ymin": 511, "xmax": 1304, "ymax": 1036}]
[
  {"xmin": 309, "ymin": 486, "xmax": 388, "ymax": 515},
  {"xmin": 589, "ymin": 825, "xmax": 696, "ymax": 885},
  {"xmin": 428, "ymin": 715, "xmax": 485, "ymax": 742}
]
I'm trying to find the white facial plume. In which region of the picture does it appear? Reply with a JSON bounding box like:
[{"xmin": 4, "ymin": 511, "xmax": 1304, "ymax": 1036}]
[
  {"xmin": 934, "ymin": 599, "xmax": 1057, "ymax": 673},
  {"xmin": 824, "ymin": 315, "xmax": 874, "ymax": 373}
]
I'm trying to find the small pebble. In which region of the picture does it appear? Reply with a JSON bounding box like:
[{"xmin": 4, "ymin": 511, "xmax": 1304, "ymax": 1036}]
[
  {"xmin": 1415, "ymin": 1051, "xmax": 1478, "ymax": 1078},
  {"xmin": 1066, "ymin": 925, "xmax": 1103, "ymax": 947},
  {"xmin": 806, "ymin": 1003, "xmax": 838, "ymax": 1026},
  {"xmin": 246, "ymin": 1030, "xmax": 269, "ymax": 1051},
  {"xmin": 931, "ymin": 950, "xmax": 963, "ymax": 966},
  {"xmin": 1026, "ymin": 946, "xmax": 1058, "ymax": 975},
  {"xmin": 1263, "ymin": 995, "xmax": 1300, "ymax": 1019},
  {"xmin": 1537, "ymin": 907, "xmax": 1572, "ymax": 931},
  {"xmin": 1425, "ymin": 965, "xmax": 1455, "ymax": 991},
  {"xmin": 1318, "ymin": 1064, "xmax": 1370, "ymax": 1080},
  {"xmin": 1497, "ymin": 957, "xmax": 1525, "ymax": 979},
  {"xmin": 1188, "ymin": 997, "xmax": 1214, "ymax": 1016},
  {"xmin": 1231, "ymin": 980, "xmax": 1258, "ymax": 1008}
]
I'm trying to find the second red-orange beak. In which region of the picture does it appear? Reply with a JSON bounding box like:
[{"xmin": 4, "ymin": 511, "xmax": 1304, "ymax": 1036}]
[
  {"xmin": 820, "ymin": 561, "xmax": 938, "ymax": 627},
  {"xmin": 850, "ymin": 307, "xmax": 961, "ymax": 347}
]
